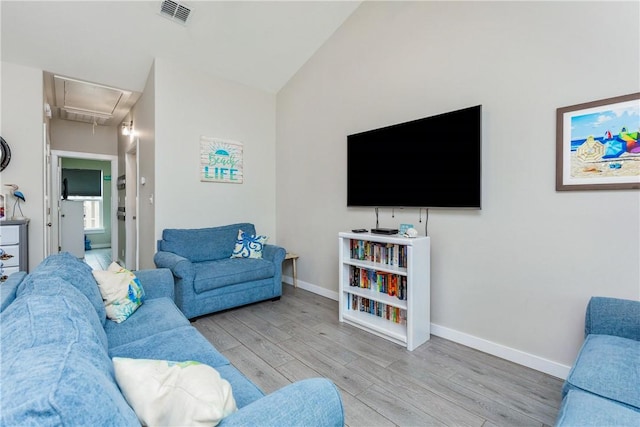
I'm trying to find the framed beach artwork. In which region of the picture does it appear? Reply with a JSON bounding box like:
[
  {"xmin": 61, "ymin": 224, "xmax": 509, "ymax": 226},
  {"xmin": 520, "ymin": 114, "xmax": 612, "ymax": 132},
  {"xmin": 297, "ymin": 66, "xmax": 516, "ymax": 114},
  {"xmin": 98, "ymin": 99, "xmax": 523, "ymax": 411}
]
[
  {"xmin": 199, "ymin": 136, "xmax": 243, "ymax": 184},
  {"xmin": 556, "ymin": 92, "xmax": 640, "ymax": 191}
]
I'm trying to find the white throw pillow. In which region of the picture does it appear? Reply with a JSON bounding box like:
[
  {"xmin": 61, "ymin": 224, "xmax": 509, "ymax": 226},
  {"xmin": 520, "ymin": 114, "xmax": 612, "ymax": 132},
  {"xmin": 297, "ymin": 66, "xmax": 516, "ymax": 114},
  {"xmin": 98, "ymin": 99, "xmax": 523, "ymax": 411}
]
[
  {"xmin": 113, "ymin": 357, "xmax": 237, "ymax": 427},
  {"xmin": 92, "ymin": 262, "xmax": 144, "ymax": 323}
]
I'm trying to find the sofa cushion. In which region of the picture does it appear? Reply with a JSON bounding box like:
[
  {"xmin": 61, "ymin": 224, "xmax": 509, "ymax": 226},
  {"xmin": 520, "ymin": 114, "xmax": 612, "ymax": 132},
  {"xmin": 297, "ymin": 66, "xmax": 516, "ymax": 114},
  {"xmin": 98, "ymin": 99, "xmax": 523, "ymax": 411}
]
[
  {"xmin": 160, "ymin": 223, "xmax": 256, "ymax": 262},
  {"xmin": 0, "ymin": 294, "xmax": 138, "ymax": 426},
  {"xmin": 563, "ymin": 334, "xmax": 640, "ymax": 410},
  {"xmin": 17, "ymin": 251, "xmax": 107, "ymax": 325},
  {"xmin": 104, "ymin": 297, "xmax": 190, "ymax": 348},
  {"xmin": 556, "ymin": 390, "xmax": 640, "ymax": 426},
  {"xmin": 193, "ymin": 258, "xmax": 275, "ymax": 293},
  {"xmin": 8, "ymin": 277, "xmax": 108, "ymax": 351},
  {"xmin": 109, "ymin": 325, "xmax": 231, "ymax": 368},
  {"xmin": 93, "ymin": 262, "xmax": 145, "ymax": 323},
  {"xmin": 113, "ymin": 357, "xmax": 237, "ymax": 427}
]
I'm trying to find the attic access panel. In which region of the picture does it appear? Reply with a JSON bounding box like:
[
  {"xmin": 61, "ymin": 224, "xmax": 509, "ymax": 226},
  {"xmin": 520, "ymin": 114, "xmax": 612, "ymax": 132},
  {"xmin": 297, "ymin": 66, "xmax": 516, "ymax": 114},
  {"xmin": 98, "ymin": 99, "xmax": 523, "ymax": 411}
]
[{"xmin": 53, "ymin": 75, "xmax": 131, "ymax": 125}]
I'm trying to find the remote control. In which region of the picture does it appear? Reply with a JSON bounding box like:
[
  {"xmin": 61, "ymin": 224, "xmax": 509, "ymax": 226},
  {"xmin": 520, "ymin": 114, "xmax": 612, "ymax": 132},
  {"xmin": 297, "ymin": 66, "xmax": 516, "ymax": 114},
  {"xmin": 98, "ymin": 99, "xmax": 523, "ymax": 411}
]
[{"xmin": 351, "ymin": 229, "xmax": 368, "ymax": 233}]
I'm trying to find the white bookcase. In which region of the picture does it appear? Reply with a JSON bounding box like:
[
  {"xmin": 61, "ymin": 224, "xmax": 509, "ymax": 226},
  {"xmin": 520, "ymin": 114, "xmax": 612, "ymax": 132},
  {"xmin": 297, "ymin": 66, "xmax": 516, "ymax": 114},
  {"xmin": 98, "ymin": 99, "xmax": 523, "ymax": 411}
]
[{"xmin": 338, "ymin": 231, "xmax": 430, "ymax": 351}]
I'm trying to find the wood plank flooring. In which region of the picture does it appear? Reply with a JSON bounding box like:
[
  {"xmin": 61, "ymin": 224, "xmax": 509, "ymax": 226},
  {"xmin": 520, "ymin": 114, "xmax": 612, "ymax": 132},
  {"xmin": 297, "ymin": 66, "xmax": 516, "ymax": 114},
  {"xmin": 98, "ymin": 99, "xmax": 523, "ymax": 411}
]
[
  {"xmin": 193, "ymin": 285, "xmax": 564, "ymax": 427},
  {"xmin": 84, "ymin": 247, "xmax": 112, "ymax": 270}
]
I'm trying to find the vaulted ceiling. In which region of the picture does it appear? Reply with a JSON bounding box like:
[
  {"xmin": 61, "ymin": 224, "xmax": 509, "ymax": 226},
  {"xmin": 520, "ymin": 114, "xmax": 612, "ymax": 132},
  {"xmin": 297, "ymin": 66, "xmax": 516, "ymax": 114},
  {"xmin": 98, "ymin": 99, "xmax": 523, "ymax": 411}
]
[{"xmin": 2, "ymin": 1, "xmax": 361, "ymax": 125}]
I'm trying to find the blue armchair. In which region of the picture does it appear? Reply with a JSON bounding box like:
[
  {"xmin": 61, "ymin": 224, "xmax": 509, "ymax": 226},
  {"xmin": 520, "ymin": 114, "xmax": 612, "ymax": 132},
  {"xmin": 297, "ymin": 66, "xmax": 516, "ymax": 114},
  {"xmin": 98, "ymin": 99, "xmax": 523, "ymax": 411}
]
[{"xmin": 154, "ymin": 223, "xmax": 286, "ymax": 319}]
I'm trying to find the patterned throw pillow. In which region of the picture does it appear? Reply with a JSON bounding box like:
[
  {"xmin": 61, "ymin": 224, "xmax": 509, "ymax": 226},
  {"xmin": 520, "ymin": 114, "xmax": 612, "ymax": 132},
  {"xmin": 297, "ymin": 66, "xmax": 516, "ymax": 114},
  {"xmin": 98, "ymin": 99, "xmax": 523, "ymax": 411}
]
[
  {"xmin": 231, "ymin": 229, "xmax": 268, "ymax": 259},
  {"xmin": 113, "ymin": 357, "xmax": 237, "ymax": 427},
  {"xmin": 92, "ymin": 262, "xmax": 145, "ymax": 323}
]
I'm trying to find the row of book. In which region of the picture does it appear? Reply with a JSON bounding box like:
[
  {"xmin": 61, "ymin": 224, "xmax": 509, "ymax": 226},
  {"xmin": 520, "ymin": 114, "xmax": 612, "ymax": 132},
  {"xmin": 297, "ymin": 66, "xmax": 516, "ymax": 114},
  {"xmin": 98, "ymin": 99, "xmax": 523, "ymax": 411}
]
[
  {"xmin": 349, "ymin": 266, "xmax": 407, "ymax": 300},
  {"xmin": 348, "ymin": 294, "xmax": 407, "ymax": 325},
  {"xmin": 349, "ymin": 239, "xmax": 407, "ymax": 268}
]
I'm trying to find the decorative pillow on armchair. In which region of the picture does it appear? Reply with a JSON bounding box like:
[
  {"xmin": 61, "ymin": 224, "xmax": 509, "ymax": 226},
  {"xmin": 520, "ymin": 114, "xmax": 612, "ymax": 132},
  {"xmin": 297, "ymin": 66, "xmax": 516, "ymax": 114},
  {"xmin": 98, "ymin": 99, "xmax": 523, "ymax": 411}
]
[
  {"xmin": 92, "ymin": 262, "xmax": 145, "ymax": 323},
  {"xmin": 231, "ymin": 229, "xmax": 268, "ymax": 259}
]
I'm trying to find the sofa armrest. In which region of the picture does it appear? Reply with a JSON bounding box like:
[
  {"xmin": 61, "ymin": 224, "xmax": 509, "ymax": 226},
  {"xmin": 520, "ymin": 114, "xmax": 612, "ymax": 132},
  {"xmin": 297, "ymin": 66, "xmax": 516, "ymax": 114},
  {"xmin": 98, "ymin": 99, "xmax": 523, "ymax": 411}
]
[
  {"xmin": 262, "ymin": 244, "xmax": 286, "ymax": 264},
  {"xmin": 219, "ymin": 378, "xmax": 344, "ymax": 427},
  {"xmin": 1, "ymin": 271, "xmax": 27, "ymax": 312},
  {"xmin": 585, "ymin": 296, "xmax": 640, "ymax": 341},
  {"xmin": 134, "ymin": 268, "xmax": 175, "ymax": 301},
  {"xmin": 154, "ymin": 251, "xmax": 195, "ymax": 282}
]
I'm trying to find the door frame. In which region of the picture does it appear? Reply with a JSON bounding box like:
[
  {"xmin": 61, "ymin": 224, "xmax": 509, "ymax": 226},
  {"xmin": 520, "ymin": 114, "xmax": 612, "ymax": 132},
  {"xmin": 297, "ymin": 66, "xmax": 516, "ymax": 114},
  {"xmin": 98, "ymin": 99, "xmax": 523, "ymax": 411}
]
[
  {"xmin": 125, "ymin": 139, "xmax": 139, "ymax": 269},
  {"xmin": 50, "ymin": 150, "xmax": 118, "ymax": 263}
]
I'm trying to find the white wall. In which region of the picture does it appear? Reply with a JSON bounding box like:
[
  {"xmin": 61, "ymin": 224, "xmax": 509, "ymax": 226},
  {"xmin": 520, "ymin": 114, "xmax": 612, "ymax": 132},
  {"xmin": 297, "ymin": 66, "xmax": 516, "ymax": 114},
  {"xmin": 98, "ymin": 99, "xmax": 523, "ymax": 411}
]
[
  {"xmin": 0, "ymin": 62, "xmax": 44, "ymax": 271},
  {"xmin": 129, "ymin": 62, "xmax": 156, "ymax": 269},
  {"xmin": 50, "ymin": 119, "xmax": 117, "ymax": 156},
  {"xmin": 153, "ymin": 58, "xmax": 278, "ymax": 250},
  {"xmin": 276, "ymin": 1, "xmax": 640, "ymax": 376}
]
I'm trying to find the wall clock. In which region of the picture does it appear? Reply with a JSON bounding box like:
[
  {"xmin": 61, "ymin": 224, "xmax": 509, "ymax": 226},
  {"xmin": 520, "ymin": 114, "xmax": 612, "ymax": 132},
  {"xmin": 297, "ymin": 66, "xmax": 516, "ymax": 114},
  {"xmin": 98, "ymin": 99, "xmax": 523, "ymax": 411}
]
[{"xmin": 0, "ymin": 137, "xmax": 11, "ymax": 172}]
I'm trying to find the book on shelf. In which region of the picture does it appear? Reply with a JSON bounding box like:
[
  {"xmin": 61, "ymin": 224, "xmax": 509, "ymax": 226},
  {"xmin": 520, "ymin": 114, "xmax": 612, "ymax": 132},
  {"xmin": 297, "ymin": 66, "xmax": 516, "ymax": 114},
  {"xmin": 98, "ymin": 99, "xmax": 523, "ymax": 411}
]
[{"xmin": 349, "ymin": 239, "xmax": 407, "ymax": 268}]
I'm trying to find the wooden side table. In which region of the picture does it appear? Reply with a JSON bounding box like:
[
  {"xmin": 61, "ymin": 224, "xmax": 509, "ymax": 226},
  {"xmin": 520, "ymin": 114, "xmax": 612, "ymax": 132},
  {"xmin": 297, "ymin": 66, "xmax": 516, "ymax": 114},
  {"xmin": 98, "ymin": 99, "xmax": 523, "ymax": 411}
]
[{"xmin": 284, "ymin": 252, "xmax": 299, "ymax": 288}]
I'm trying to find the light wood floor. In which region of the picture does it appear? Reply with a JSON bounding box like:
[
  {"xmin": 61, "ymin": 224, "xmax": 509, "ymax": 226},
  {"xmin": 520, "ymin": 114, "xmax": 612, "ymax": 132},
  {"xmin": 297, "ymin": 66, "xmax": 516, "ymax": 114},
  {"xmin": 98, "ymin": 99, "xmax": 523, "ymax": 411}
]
[
  {"xmin": 84, "ymin": 248, "xmax": 112, "ymax": 270},
  {"xmin": 193, "ymin": 284, "xmax": 564, "ymax": 427}
]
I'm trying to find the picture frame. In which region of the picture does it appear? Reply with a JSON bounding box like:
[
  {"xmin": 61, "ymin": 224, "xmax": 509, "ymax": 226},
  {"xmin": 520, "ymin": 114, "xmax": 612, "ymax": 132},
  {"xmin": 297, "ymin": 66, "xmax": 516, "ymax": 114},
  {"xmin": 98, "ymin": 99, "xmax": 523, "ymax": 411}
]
[{"xmin": 556, "ymin": 92, "xmax": 640, "ymax": 191}]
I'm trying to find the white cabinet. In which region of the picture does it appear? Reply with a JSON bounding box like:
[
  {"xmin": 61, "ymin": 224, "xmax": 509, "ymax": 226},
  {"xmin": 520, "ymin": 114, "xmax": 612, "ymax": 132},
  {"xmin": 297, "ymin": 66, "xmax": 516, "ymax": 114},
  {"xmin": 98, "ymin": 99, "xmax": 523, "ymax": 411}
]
[
  {"xmin": 0, "ymin": 219, "xmax": 29, "ymax": 281},
  {"xmin": 60, "ymin": 200, "xmax": 85, "ymax": 259},
  {"xmin": 338, "ymin": 232, "xmax": 430, "ymax": 351}
]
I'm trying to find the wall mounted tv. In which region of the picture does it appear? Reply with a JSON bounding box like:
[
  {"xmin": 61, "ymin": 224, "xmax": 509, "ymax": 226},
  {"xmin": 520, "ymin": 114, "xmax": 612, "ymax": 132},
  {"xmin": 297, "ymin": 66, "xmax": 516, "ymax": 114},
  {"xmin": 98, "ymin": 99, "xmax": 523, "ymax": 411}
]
[{"xmin": 347, "ymin": 105, "xmax": 482, "ymax": 209}]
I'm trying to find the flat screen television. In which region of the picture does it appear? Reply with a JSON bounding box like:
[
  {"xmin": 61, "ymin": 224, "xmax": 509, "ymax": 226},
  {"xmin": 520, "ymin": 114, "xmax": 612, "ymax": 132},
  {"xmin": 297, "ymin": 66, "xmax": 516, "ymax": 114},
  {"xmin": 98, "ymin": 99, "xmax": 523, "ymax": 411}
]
[{"xmin": 347, "ymin": 105, "xmax": 482, "ymax": 209}]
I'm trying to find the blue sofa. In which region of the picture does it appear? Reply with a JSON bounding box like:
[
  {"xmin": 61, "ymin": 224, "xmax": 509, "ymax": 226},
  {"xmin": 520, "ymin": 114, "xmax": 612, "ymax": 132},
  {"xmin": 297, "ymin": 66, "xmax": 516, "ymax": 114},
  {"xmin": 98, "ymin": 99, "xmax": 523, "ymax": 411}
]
[
  {"xmin": 154, "ymin": 223, "xmax": 286, "ymax": 319},
  {"xmin": 0, "ymin": 252, "xmax": 343, "ymax": 426},
  {"xmin": 555, "ymin": 296, "xmax": 640, "ymax": 426}
]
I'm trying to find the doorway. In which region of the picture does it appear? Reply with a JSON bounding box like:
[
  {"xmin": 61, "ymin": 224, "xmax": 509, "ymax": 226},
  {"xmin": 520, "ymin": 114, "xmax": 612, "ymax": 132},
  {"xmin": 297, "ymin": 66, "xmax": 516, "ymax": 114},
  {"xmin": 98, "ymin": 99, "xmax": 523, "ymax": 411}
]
[{"xmin": 50, "ymin": 150, "xmax": 118, "ymax": 264}]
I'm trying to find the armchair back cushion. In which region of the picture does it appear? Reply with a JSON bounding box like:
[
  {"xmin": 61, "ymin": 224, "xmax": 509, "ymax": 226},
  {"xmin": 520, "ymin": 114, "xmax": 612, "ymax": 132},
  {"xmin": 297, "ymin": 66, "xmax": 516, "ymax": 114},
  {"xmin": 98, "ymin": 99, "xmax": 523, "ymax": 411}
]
[{"xmin": 159, "ymin": 223, "xmax": 256, "ymax": 263}]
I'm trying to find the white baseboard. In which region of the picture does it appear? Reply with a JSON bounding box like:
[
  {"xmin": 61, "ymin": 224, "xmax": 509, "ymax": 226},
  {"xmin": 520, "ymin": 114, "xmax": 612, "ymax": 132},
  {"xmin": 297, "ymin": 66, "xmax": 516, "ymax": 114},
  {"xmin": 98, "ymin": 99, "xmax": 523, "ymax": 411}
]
[
  {"xmin": 283, "ymin": 275, "xmax": 339, "ymax": 301},
  {"xmin": 88, "ymin": 243, "xmax": 110, "ymax": 249},
  {"xmin": 283, "ymin": 276, "xmax": 571, "ymax": 380},
  {"xmin": 430, "ymin": 324, "xmax": 570, "ymax": 380}
]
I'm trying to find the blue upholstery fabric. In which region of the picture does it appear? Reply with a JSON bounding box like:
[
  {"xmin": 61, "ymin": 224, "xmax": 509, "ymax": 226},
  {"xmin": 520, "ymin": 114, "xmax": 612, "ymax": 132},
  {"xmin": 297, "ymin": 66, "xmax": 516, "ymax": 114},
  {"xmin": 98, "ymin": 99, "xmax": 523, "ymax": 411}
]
[
  {"xmin": 109, "ymin": 325, "xmax": 231, "ymax": 368},
  {"xmin": 159, "ymin": 223, "xmax": 256, "ymax": 262},
  {"xmin": 19, "ymin": 252, "xmax": 107, "ymax": 325},
  {"xmin": 0, "ymin": 271, "xmax": 26, "ymax": 312},
  {"xmin": 133, "ymin": 268, "xmax": 175, "ymax": 300},
  {"xmin": 13, "ymin": 276, "xmax": 108, "ymax": 351},
  {"xmin": 1, "ymin": 293, "xmax": 138, "ymax": 426},
  {"xmin": 563, "ymin": 334, "xmax": 640, "ymax": 409},
  {"xmin": 585, "ymin": 296, "xmax": 640, "ymax": 341},
  {"xmin": 193, "ymin": 258, "xmax": 275, "ymax": 292},
  {"xmin": 104, "ymin": 298, "xmax": 190, "ymax": 348},
  {"xmin": 556, "ymin": 390, "xmax": 640, "ymax": 427},
  {"xmin": 219, "ymin": 378, "xmax": 344, "ymax": 427},
  {"xmin": 557, "ymin": 297, "xmax": 640, "ymax": 426},
  {"xmin": 155, "ymin": 223, "xmax": 286, "ymax": 319},
  {"xmin": 2, "ymin": 254, "xmax": 344, "ymax": 427}
]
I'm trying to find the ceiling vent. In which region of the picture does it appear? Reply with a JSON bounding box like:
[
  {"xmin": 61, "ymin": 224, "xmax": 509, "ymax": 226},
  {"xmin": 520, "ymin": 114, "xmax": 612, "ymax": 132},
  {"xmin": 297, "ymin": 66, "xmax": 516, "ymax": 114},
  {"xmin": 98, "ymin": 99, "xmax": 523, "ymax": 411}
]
[{"xmin": 160, "ymin": 0, "xmax": 191, "ymax": 25}]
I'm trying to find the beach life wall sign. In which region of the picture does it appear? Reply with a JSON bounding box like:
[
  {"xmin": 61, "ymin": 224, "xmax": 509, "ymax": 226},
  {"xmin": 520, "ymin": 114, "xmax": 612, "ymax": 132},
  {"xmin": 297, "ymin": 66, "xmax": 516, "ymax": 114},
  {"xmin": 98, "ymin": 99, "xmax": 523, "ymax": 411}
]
[
  {"xmin": 200, "ymin": 136, "xmax": 243, "ymax": 184},
  {"xmin": 556, "ymin": 92, "xmax": 640, "ymax": 191}
]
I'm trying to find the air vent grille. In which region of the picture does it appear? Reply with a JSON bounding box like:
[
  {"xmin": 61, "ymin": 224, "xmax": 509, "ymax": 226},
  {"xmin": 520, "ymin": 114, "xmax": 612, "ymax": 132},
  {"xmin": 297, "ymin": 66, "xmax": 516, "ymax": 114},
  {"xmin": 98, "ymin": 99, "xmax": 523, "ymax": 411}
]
[{"xmin": 160, "ymin": 0, "xmax": 191, "ymax": 24}]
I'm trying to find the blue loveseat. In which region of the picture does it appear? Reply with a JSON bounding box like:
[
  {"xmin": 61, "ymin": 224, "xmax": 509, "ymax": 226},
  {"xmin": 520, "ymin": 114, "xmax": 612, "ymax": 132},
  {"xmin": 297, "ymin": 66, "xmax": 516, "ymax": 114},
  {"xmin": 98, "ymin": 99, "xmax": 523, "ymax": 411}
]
[
  {"xmin": 0, "ymin": 252, "xmax": 344, "ymax": 426},
  {"xmin": 555, "ymin": 296, "xmax": 640, "ymax": 426},
  {"xmin": 154, "ymin": 223, "xmax": 286, "ymax": 319}
]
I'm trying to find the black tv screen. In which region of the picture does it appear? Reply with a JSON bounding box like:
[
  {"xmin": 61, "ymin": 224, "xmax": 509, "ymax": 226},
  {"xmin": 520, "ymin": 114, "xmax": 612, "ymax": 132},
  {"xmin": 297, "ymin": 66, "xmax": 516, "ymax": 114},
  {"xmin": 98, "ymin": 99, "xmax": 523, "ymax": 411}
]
[
  {"xmin": 347, "ymin": 105, "xmax": 481, "ymax": 209},
  {"xmin": 62, "ymin": 168, "xmax": 102, "ymax": 197}
]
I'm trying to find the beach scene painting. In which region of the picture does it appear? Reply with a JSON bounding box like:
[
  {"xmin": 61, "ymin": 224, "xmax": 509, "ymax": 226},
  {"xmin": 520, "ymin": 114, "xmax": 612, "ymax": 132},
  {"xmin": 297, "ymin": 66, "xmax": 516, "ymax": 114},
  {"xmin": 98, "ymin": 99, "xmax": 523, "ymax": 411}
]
[{"xmin": 557, "ymin": 93, "xmax": 640, "ymax": 190}]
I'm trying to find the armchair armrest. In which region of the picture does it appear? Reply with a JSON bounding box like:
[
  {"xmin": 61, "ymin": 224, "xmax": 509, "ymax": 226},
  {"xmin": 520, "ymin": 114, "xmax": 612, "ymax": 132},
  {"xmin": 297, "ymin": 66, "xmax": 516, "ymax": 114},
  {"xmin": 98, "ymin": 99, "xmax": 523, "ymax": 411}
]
[
  {"xmin": 134, "ymin": 268, "xmax": 174, "ymax": 301},
  {"xmin": 153, "ymin": 251, "xmax": 195, "ymax": 282},
  {"xmin": 262, "ymin": 244, "xmax": 286, "ymax": 264},
  {"xmin": 585, "ymin": 296, "xmax": 640, "ymax": 341},
  {"xmin": 219, "ymin": 378, "xmax": 344, "ymax": 427}
]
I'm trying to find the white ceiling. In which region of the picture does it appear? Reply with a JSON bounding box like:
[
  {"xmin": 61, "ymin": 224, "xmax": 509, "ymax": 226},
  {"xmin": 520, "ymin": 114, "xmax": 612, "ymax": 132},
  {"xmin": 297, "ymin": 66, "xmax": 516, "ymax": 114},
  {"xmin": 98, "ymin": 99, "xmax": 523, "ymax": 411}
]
[{"xmin": 1, "ymin": 1, "xmax": 361, "ymax": 95}]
